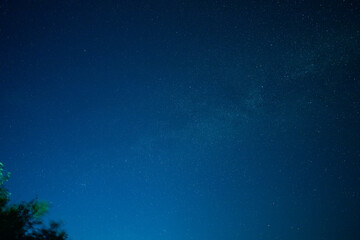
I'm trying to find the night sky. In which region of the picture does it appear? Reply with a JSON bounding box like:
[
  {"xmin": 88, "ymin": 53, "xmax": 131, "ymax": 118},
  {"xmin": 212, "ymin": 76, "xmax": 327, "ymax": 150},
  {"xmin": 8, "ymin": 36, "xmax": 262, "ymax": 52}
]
[{"xmin": 1, "ymin": 1, "xmax": 360, "ymax": 239}]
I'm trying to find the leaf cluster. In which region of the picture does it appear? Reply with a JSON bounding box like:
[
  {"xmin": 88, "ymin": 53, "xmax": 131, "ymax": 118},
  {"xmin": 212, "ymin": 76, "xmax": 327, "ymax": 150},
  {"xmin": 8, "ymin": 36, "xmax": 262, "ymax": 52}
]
[{"xmin": 0, "ymin": 162, "xmax": 68, "ymax": 240}]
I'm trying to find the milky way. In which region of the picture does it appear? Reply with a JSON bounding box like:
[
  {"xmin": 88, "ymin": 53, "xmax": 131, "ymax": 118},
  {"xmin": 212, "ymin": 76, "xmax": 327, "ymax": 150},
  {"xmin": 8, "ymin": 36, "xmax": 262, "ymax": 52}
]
[{"xmin": 1, "ymin": 1, "xmax": 360, "ymax": 240}]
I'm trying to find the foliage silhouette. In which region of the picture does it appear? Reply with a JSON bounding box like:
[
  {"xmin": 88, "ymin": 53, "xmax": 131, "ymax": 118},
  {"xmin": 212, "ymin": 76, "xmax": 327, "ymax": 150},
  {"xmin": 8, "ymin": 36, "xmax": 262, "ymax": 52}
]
[{"xmin": 0, "ymin": 162, "xmax": 68, "ymax": 240}]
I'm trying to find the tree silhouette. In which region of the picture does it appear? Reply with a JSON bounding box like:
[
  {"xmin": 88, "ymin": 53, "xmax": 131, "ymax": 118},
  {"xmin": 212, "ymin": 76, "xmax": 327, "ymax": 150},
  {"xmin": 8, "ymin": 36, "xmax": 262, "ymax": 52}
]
[{"xmin": 0, "ymin": 162, "xmax": 68, "ymax": 240}]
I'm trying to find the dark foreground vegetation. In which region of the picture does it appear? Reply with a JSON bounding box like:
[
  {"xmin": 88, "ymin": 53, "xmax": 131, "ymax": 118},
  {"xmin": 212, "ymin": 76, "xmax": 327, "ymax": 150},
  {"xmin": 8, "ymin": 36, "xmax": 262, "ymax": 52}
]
[{"xmin": 0, "ymin": 162, "xmax": 68, "ymax": 240}]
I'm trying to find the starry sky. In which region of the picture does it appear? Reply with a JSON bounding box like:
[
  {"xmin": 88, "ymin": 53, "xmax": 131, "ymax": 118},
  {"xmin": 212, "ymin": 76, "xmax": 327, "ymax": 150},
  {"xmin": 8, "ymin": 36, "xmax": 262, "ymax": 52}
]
[{"xmin": 1, "ymin": 1, "xmax": 360, "ymax": 239}]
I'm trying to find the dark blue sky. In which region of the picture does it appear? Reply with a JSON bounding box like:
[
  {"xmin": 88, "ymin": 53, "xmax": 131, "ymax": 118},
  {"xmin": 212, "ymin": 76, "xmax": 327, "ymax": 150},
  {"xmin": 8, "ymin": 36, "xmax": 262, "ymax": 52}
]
[{"xmin": 1, "ymin": 1, "xmax": 360, "ymax": 239}]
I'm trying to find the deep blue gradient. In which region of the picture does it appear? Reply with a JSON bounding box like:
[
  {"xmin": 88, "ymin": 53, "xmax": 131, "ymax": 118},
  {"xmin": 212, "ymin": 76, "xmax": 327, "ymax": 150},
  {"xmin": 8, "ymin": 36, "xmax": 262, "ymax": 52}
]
[{"xmin": 1, "ymin": 1, "xmax": 360, "ymax": 239}]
